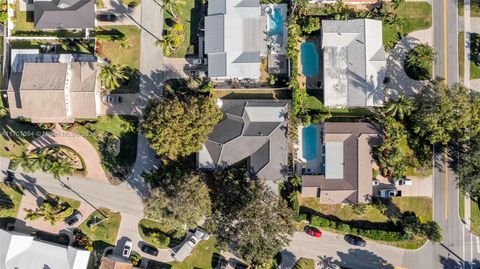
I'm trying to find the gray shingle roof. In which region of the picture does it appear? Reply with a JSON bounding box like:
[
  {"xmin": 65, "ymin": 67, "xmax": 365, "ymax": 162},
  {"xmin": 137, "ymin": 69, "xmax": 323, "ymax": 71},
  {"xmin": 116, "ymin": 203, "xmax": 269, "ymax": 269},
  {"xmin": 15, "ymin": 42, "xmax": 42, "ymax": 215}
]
[
  {"xmin": 204, "ymin": 15, "xmax": 225, "ymax": 54},
  {"xmin": 207, "ymin": 52, "xmax": 227, "ymax": 78},
  {"xmin": 34, "ymin": 0, "xmax": 94, "ymax": 29},
  {"xmin": 208, "ymin": 0, "xmax": 226, "ymax": 15},
  {"xmin": 198, "ymin": 99, "xmax": 289, "ymax": 181}
]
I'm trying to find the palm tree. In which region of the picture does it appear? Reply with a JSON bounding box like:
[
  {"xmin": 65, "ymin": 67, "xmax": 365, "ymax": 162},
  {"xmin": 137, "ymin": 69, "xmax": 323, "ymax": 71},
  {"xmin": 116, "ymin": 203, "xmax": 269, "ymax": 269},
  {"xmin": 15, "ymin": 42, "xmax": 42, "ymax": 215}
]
[
  {"xmin": 407, "ymin": 44, "xmax": 437, "ymax": 66},
  {"xmin": 384, "ymin": 95, "xmax": 414, "ymax": 120},
  {"xmin": 48, "ymin": 158, "xmax": 75, "ymax": 180},
  {"xmin": 100, "ymin": 64, "xmax": 128, "ymax": 91},
  {"xmin": 391, "ymin": 0, "xmax": 405, "ymax": 10},
  {"xmin": 11, "ymin": 151, "xmax": 36, "ymax": 172},
  {"xmin": 162, "ymin": 0, "xmax": 185, "ymax": 20}
]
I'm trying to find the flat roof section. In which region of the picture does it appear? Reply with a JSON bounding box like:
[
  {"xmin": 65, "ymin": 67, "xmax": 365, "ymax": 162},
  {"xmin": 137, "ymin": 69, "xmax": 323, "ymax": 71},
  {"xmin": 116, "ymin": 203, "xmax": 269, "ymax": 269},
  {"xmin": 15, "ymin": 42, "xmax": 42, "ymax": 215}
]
[{"xmin": 325, "ymin": 141, "xmax": 344, "ymax": 179}]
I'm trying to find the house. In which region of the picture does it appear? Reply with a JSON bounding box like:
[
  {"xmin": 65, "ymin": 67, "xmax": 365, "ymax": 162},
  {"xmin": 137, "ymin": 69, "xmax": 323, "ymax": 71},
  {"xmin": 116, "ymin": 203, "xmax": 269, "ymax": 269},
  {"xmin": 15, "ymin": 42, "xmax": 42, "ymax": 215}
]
[
  {"xmin": 321, "ymin": 19, "xmax": 386, "ymax": 107},
  {"xmin": 7, "ymin": 50, "xmax": 100, "ymax": 123},
  {"xmin": 99, "ymin": 256, "xmax": 138, "ymax": 269},
  {"xmin": 204, "ymin": 0, "xmax": 287, "ymax": 79},
  {"xmin": 33, "ymin": 0, "xmax": 95, "ymax": 30},
  {"xmin": 198, "ymin": 99, "xmax": 289, "ymax": 182},
  {"xmin": 0, "ymin": 228, "xmax": 91, "ymax": 269},
  {"xmin": 300, "ymin": 122, "xmax": 381, "ymax": 204}
]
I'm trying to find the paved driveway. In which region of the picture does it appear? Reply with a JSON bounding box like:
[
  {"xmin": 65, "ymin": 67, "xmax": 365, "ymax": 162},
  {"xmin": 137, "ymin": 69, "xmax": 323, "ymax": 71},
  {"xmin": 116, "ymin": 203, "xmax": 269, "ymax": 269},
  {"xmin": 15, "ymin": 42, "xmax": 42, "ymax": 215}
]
[
  {"xmin": 96, "ymin": 0, "xmax": 141, "ymax": 27},
  {"xmin": 27, "ymin": 128, "xmax": 109, "ymax": 182},
  {"xmin": 99, "ymin": 93, "xmax": 142, "ymax": 116}
]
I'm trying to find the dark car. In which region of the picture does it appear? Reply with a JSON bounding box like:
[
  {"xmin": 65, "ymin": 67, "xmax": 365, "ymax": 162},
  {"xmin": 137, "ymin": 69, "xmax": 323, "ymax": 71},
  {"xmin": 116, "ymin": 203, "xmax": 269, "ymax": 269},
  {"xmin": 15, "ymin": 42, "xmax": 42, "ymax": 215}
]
[
  {"xmin": 212, "ymin": 253, "xmax": 227, "ymax": 269},
  {"xmin": 102, "ymin": 95, "xmax": 122, "ymax": 104},
  {"xmin": 96, "ymin": 13, "xmax": 117, "ymax": 22},
  {"xmin": 64, "ymin": 211, "xmax": 83, "ymax": 227},
  {"xmin": 141, "ymin": 243, "xmax": 159, "ymax": 256},
  {"xmin": 4, "ymin": 171, "xmax": 14, "ymax": 185},
  {"xmin": 344, "ymin": 234, "xmax": 367, "ymax": 247}
]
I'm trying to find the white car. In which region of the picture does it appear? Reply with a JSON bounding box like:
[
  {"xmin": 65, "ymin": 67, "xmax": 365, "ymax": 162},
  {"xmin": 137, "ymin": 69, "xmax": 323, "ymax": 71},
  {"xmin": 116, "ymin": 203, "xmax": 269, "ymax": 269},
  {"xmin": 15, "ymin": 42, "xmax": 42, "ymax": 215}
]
[
  {"xmin": 379, "ymin": 189, "xmax": 401, "ymax": 198},
  {"xmin": 395, "ymin": 179, "xmax": 413, "ymax": 186},
  {"xmin": 122, "ymin": 240, "xmax": 132, "ymax": 258}
]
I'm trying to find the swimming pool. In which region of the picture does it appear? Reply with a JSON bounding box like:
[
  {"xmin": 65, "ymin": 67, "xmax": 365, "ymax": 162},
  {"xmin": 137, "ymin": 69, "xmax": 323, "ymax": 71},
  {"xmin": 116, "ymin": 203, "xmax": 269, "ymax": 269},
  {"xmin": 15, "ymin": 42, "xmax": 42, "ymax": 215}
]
[
  {"xmin": 302, "ymin": 125, "xmax": 318, "ymax": 161},
  {"xmin": 300, "ymin": 42, "xmax": 319, "ymax": 77},
  {"xmin": 268, "ymin": 8, "xmax": 284, "ymax": 36}
]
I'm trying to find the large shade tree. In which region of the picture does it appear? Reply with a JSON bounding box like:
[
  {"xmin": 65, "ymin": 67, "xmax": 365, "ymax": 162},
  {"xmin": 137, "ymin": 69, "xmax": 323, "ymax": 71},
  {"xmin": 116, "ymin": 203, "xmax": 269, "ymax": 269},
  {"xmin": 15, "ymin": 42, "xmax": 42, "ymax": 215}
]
[
  {"xmin": 207, "ymin": 168, "xmax": 295, "ymax": 266},
  {"xmin": 412, "ymin": 80, "xmax": 480, "ymax": 145},
  {"xmin": 458, "ymin": 135, "xmax": 480, "ymax": 198},
  {"xmin": 143, "ymin": 172, "xmax": 211, "ymax": 231},
  {"xmin": 141, "ymin": 96, "xmax": 222, "ymax": 158}
]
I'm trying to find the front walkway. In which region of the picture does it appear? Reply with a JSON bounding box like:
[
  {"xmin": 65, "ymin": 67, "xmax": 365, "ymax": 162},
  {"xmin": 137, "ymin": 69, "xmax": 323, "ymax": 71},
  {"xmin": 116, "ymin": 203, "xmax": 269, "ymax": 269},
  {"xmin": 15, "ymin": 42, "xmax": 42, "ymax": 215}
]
[
  {"xmin": 27, "ymin": 127, "xmax": 109, "ymax": 182},
  {"xmin": 384, "ymin": 27, "xmax": 433, "ymax": 98}
]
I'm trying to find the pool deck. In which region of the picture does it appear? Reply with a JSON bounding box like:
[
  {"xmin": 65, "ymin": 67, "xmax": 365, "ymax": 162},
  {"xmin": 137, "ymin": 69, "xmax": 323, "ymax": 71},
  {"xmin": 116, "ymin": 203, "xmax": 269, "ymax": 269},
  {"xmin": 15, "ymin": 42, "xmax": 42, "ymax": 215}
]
[
  {"xmin": 298, "ymin": 38, "xmax": 323, "ymax": 95},
  {"xmin": 296, "ymin": 124, "xmax": 324, "ymax": 175}
]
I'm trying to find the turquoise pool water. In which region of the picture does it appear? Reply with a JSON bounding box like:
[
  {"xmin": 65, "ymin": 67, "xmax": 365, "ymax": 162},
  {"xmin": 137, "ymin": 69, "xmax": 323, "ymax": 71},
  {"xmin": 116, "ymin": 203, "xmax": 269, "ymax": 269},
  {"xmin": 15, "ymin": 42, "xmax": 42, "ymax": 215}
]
[
  {"xmin": 302, "ymin": 125, "xmax": 318, "ymax": 161},
  {"xmin": 268, "ymin": 8, "xmax": 284, "ymax": 36},
  {"xmin": 300, "ymin": 42, "xmax": 319, "ymax": 77}
]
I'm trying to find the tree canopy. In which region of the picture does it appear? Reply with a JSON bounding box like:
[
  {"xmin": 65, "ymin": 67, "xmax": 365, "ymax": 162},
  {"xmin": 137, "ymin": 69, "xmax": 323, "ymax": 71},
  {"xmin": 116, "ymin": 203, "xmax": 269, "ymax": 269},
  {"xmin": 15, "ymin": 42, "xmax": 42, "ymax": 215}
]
[
  {"xmin": 412, "ymin": 80, "xmax": 480, "ymax": 145},
  {"xmin": 143, "ymin": 172, "xmax": 211, "ymax": 231},
  {"xmin": 207, "ymin": 168, "xmax": 295, "ymax": 266},
  {"xmin": 141, "ymin": 96, "xmax": 222, "ymax": 158},
  {"xmin": 458, "ymin": 135, "xmax": 480, "ymax": 198}
]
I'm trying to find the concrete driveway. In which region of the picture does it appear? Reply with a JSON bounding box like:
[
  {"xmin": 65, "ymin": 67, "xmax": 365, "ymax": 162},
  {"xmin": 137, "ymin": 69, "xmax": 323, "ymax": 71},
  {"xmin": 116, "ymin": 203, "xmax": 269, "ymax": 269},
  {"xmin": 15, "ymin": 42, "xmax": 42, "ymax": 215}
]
[
  {"xmin": 373, "ymin": 176, "xmax": 433, "ymax": 197},
  {"xmin": 96, "ymin": 0, "xmax": 141, "ymax": 27},
  {"xmin": 99, "ymin": 93, "xmax": 142, "ymax": 116}
]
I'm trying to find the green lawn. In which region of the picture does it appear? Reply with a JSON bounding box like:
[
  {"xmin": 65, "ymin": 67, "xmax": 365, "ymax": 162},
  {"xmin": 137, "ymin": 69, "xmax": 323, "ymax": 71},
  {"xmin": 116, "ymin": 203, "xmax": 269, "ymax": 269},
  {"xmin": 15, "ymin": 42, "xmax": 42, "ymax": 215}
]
[
  {"xmin": 78, "ymin": 208, "xmax": 121, "ymax": 251},
  {"xmin": 470, "ymin": 33, "xmax": 480, "ymax": 79},
  {"xmin": 460, "ymin": 32, "xmax": 465, "ymax": 80},
  {"xmin": 0, "ymin": 183, "xmax": 24, "ymax": 219},
  {"xmin": 459, "ymin": 0, "xmax": 480, "ymax": 17},
  {"xmin": 471, "ymin": 199, "xmax": 480, "ymax": 236},
  {"xmin": 9, "ymin": 39, "xmax": 95, "ymax": 54},
  {"xmin": 301, "ymin": 196, "xmax": 432, "ymax": 224},
  {"xmin": 170, "ymin": 238, "xmax": 219, "ymax": 269},
  {"xmin": 163, "ymin": 0, "xmax": 202, "ymax": 57},
  {"xmin": 68, "ymin": 116, "xmax": 138, "ymax": 183},
  {"xmin": 95, "ymin": 26, "xmax": 141, "ymax": 93},
  {"xmin": 460, "ymin": 191, "xmax": 465, "ymax": 222},
  {"xmin": 293, "ymin": 258, "xmax": 315, "ymax": 269},
  {"xmin": 138, "ymin": 219, "xmax": 184, "ymax": 249},
  {"xmin": 0, "ymin": 109, "xmax": 47, "ymax": 158},
  {"xmin": 383, "ymin": 2, "xmax": 432, "ymax": 49},
  {"xmin": 49, "ymin": 194, "xmax": 81, "ymax": 210}
]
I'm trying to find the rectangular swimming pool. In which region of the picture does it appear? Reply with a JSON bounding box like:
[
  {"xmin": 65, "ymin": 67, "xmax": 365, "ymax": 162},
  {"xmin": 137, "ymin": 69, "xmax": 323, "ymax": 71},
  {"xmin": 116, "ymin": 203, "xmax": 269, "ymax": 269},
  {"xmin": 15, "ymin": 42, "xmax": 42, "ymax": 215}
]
[
  {"xmin": 302, "ymin": 125, "xmax": 318, "ymax": 161},
  {"xmin": 268, "ymin": 7, "xmax": 284, "ymax": 36},
  {"xmin": 300, "ymin": 42, "xmax": 319, "ymax": 77}
]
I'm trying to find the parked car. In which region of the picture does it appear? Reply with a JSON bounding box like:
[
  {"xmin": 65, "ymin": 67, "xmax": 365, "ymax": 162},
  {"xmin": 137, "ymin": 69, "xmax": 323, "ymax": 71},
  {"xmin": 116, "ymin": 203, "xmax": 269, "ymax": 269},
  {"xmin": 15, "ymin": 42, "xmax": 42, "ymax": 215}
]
[
  {"xmin": 344, "ymin": 234, "xmax": 366, "ymax": 247},
  {"xmin": 395, "ymin": 179, "xmax": 413, "ymax": 186},
  {"xmin": 96, "ymin": 13, "xmax": 117, "ymax": 22},
  {"xmin": 64, "ymin": 211, "xmax": 83, "ymax": 227},
  {"xmin": 212, "ymin": 253, "xmax": 228, "ymax": 269},
  {"xmin": 4, "ymin": 171, "xmax": 14, "ymax": 185},
  {"xmin": 141, "ymin": 243, "xmax": 159, "ymax": 256},
  {"xmin": 122, "ymin": 240, "xmax": 133, "ymax": 258},
  {"xmin": 305, "ymin": 226, "xmax": 322, "ymax": 238},
  {"xmin": 192, "ymin": 58, "xmax": 208, "ymax": 65},
  {"xmin": 102, "ymin": 95, "xmax": 122, "ymax": 104},
  {"xmin": 379, "ymin": 189, "xmax": 401, "ymax": 198}
]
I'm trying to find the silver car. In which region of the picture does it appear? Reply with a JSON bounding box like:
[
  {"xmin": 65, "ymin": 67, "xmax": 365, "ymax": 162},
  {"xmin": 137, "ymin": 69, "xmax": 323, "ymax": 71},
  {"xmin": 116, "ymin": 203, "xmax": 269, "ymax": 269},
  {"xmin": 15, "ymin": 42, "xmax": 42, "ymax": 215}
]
[
  {"xmin": 65, "ymin": 211, "xmax": 83, "ymax": 228},
  {"xmin": 122, "ymin": 240, "xmax": 132, "ymax": 258}
]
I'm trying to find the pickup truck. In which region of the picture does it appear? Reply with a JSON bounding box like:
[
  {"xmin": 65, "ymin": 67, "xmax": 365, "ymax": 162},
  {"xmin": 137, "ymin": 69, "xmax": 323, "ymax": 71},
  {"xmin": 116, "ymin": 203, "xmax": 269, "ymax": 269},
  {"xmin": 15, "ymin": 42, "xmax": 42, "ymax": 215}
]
[
  {"xmin": 172, "ymin": 229, "xmax": 209, "ymax": 262},
  {"xmin": 379, "ymin": 189, "xmax": 402, "ymax": 198}
]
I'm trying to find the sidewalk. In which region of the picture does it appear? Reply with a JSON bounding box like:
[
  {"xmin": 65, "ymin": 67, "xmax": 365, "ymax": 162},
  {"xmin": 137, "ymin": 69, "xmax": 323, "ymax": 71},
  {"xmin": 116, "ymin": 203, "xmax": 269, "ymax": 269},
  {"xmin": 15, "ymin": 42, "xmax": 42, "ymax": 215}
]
[{"xmin": 464, "ymin": 0, "xmax": 471, "ymax": 88}]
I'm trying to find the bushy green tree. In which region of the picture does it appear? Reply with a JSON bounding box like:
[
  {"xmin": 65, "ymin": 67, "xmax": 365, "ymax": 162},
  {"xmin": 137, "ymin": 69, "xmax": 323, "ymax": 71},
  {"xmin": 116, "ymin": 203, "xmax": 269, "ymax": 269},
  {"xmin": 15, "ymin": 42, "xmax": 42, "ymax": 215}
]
[
  {"xmin": 24, "ymin": 196, "xmax": 74, "ymax": 225},
  {"xmin": 143, "ymin": 172, "xmax": 211, "ymax": 231},
  {"xmin": 458, "ymin": 136, "xmax": 480, "ymax": 197},
  {"xmin": 300, "ymin": 17, "xmax": 320, "ymax": 35},
  {"xmin": 412, "ymin": 80, "xmax": 480, "ymax": 145},
  {"xmin": 422, "ymin": 221, "xmax": 442, "ymax": 243},
  {"xmin": 72, "ymin": 228, "xmax": 93, "ymax": 251},
  {"xmin": 141, "ymin": 96, "xmax": 222, "ymax": 158},
  {"xmin": 208, "ymin": 168, "xmax": 294, "ymax": 266}
]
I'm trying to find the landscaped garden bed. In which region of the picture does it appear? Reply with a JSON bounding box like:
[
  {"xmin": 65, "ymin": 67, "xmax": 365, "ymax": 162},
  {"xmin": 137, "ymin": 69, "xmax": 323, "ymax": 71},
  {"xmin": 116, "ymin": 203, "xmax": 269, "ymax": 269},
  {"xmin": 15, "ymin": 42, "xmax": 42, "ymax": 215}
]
[
  {"xmin": 162, "ymin": 0, "xmax": 202, "ymax": 57},
  {"xmin": 67, "ymin": 115, "xmax": 138, "ymax": 184},
  {"xmin": 78, "ymin": 207, "xmax": 121, "ymax": 251},
  {"xmin": 301, "ymin": 196, "xmax": 434, "ymax": 249},
  {"xmin": 138, "ymin": 218, "xmax": 184, "ymax": 249}
]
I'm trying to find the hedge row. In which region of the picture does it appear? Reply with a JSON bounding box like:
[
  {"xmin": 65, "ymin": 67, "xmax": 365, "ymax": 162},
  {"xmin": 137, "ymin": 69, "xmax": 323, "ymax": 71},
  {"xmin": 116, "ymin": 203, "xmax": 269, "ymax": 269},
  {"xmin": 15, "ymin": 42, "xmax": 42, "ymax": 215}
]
[{"xmin": 310, "ymin": 215, "xmax": 408, "ymax": 242}]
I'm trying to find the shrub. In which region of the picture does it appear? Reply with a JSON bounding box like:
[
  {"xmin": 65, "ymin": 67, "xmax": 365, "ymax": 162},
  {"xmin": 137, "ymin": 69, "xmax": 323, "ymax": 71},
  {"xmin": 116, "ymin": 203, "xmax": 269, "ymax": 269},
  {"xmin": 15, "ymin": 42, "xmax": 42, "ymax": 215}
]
[
  {"xmin": 295, "ymin": 213, "xmax": 307, "ymax": 222},
  {"xmin": 150, "ymin": 232, "xmax": 170, "ymax": 247},
  {"xmin": 310, "ymin": 215, "xmax": 331, "ymax": 227},
  {"xmin": 335, "ymin": 223, "xmax": 351, "ymax": 233}
]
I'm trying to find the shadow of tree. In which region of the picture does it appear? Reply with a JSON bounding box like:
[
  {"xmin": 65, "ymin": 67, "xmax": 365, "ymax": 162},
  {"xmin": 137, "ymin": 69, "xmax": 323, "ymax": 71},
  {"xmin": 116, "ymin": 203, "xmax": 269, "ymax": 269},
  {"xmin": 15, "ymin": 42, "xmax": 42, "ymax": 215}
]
[{"xmin": 334, "ymin": 249, "xmax": 395, "ymax": 269}]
